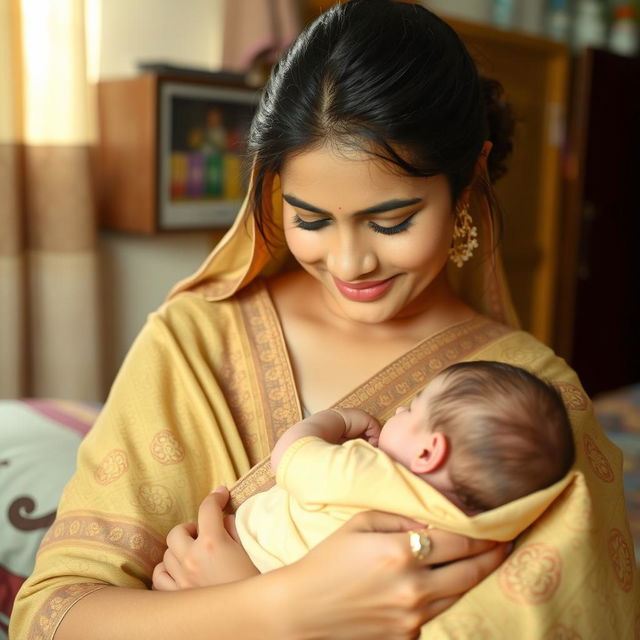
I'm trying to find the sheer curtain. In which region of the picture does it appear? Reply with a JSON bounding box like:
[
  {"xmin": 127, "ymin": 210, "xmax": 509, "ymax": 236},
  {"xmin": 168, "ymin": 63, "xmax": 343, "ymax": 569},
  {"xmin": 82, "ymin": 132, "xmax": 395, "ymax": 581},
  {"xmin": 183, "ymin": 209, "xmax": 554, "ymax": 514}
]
[
  {"xmin": 222, "ymin": 0, "xmax": 300, "ymax": 72},
  {"xmin": 0, "ymin": 0, "xmax": 102, "ymax": 400}
]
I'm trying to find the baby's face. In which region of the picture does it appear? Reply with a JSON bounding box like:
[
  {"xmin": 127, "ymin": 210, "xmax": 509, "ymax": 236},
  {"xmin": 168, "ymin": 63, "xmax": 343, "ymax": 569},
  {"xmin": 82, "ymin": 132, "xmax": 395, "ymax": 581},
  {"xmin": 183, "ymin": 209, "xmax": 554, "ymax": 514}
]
[{"xmin": 378, "ymin": 376, "xmax": 445, "ymax": 467}]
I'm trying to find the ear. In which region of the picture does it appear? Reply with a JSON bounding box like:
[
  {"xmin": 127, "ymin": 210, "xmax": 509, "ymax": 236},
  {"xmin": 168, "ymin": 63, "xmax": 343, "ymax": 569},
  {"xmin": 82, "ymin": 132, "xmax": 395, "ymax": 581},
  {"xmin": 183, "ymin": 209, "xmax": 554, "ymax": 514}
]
[{"xmin": 410, "ymin": 432, "xmax": 449, "ymax": 475}]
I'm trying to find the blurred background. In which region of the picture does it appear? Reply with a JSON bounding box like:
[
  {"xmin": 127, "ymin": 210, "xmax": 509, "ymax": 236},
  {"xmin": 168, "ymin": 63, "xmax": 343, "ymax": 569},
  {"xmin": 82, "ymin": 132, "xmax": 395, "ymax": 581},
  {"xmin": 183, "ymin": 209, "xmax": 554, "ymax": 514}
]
[
  {"xmin": 0, "ymin": 0, "xmax": 638, "ymax": 402},
  {"xmin": 1, "ymin": 3, "xmax": 640, "ymax": 625}
]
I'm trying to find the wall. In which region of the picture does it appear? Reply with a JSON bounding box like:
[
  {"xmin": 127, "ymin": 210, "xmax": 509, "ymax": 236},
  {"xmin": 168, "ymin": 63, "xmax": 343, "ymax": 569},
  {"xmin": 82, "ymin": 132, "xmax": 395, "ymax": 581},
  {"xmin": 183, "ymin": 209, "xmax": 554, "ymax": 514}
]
[{"xmin": 92, "ymin": 0, "xmax": 225, "ymax": 388}]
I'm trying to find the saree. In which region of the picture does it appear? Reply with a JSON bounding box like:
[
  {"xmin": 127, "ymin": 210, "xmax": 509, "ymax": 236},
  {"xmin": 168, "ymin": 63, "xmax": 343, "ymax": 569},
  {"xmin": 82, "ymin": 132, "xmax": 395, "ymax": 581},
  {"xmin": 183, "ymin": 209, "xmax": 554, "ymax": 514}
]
[{"xmin": 10, "ymin": 169, "xmax": 639, "ymax": 639}]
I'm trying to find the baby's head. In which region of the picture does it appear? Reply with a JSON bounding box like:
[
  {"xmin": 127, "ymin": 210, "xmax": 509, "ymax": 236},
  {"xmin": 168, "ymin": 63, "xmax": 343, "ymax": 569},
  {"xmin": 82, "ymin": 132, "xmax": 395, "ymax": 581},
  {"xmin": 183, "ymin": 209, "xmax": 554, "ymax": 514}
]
[{"xmin": 378, "ymin": 361, "xmax": 575, "ymax": 514}]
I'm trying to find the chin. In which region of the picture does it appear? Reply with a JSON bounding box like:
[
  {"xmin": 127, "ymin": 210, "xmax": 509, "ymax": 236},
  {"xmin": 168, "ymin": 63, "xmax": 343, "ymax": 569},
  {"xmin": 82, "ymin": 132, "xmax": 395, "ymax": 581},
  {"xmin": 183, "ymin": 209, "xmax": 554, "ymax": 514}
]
[{"xmin": 330, "ymin": 297, "xmax": 404, "ymax": 325}]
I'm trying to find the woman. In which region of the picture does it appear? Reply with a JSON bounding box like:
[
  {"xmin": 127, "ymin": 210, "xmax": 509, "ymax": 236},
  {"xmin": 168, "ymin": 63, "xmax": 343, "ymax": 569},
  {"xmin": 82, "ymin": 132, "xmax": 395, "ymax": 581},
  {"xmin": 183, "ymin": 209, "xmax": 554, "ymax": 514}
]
[{"xmin": 11, "ymin": 1, "xmax": 637, "ymax": 638}]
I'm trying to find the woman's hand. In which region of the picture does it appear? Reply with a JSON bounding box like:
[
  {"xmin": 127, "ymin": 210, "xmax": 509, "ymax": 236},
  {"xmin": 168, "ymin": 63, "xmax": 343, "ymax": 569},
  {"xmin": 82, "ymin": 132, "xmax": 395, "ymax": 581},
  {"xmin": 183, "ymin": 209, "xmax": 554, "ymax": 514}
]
[
  {"xmin": 271, "ymin": 510, "xmax": 509, "ymax": 640},
  {"xmin": 152, "ymin": 487, "xmax": 259, "ymax": 590}
]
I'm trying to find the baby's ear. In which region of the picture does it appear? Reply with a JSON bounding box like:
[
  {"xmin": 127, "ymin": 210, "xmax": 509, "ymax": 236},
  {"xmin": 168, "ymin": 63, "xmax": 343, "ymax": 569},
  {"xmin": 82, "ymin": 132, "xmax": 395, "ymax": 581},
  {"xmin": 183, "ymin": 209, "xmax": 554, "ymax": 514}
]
[{"xmin": 410, "ymin": 432, "xmax": 449, "ymax": 475}]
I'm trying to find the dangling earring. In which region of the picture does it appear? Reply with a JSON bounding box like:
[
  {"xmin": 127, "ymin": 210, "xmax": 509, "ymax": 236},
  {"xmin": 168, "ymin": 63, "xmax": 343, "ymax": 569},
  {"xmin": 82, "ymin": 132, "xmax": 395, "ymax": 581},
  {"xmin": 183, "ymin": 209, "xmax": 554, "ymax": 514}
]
[{"xmin": 448, "ymin": 205, "xmax": 478, "ymax": 268}]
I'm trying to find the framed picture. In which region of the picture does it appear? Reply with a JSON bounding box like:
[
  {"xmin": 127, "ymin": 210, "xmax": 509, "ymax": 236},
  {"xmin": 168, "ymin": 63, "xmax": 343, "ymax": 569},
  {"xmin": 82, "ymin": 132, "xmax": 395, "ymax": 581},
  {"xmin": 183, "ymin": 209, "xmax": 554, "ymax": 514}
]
[
  {"xmin": 158, "ymin": 82, "xmax": 261, "ymax": 229},
  {"xmin": 97, "ymin": 75, "xmax": 262, "ymax": 234}
]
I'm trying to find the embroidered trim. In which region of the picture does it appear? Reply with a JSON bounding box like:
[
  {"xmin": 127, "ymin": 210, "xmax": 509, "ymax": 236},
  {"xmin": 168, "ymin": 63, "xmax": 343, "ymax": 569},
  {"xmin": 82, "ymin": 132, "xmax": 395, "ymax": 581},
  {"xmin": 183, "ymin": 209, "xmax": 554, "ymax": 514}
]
[
  {"xmin": 229, "ymin": 458, "xmax": 275, "ymax": 513},
  {"xmin": 27, "ymin": 583, "xmax": 107, "ymax": 640},
  {"xmin": 39, "ymin": 512, "xmax": 166, "ymax": 574},
  {"xmin": 336, "ymin": 316, "xmax": 511, "ymax": 418},
  {"xmin": 237, "ymin": 281, "xmax": 302, "ymax": 446}
]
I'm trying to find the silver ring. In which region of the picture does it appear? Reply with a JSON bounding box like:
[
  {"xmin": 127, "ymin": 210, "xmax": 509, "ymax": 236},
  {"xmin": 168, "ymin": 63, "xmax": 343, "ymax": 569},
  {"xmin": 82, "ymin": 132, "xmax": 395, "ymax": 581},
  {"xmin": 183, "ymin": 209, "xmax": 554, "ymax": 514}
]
[{"xmin": 408, "ymin": 529, "xmax": 432, "ymax": 562}]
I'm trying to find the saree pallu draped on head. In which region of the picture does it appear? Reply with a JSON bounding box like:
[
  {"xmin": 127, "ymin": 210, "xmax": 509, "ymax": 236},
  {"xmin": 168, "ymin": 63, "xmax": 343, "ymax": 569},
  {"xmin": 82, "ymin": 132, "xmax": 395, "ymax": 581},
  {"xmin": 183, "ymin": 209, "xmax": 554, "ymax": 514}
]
[{"xmin": 10, "ymin": 171, "xmax": 639, "ymax": 639}]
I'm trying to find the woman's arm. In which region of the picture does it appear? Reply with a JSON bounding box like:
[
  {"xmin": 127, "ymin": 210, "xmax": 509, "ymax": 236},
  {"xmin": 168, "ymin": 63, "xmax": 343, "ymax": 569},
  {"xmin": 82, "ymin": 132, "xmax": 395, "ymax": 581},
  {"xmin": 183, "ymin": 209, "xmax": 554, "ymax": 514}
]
[
  {"xmin": 58, "ymin": 577, "xmax": 282, "ymax": 640},
  {"xmin": 59, "ymin": 509, "xmax": 509, "ymax": 640}
]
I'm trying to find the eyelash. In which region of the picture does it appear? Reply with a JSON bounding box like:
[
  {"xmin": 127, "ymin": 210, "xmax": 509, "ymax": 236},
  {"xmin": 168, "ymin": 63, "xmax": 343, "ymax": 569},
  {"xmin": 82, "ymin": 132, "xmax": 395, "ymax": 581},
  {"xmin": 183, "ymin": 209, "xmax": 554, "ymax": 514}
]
[
  {"xmin": 293, "ymin": 214, "xmax": 416, "ymax": 235},
  {"xmin": 369, "ymin": 215, "xmax": 415, "ymax": 235}
]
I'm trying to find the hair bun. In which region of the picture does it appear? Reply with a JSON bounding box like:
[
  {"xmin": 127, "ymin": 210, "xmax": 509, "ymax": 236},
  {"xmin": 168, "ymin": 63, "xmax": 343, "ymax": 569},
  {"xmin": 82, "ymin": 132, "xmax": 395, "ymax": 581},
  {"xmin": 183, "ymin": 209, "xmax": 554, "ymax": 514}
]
[{"xmin": 481, "ymin": 77, "xmax": 515, "ymax": 183}]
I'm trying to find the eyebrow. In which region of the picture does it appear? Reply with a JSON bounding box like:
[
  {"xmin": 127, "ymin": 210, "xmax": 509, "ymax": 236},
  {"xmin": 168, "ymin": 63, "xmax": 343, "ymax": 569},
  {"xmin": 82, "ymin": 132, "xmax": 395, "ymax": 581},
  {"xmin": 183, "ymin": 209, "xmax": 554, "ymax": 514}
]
[{"xmin": 282, "ymin": 194, "xmax": 423, "ymax": 215}]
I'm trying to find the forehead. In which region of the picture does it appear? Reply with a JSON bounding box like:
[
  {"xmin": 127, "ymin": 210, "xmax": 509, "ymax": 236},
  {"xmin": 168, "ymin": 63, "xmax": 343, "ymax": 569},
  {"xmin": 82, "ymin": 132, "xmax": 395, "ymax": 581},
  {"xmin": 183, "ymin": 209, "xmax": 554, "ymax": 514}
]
[
  {"xmin": 415, "ymin": 375, "xmax": 448, "ymax": 408},
  {"xmin": 280, "ymin": 145, "xmax": 436, "ymax": 206}
]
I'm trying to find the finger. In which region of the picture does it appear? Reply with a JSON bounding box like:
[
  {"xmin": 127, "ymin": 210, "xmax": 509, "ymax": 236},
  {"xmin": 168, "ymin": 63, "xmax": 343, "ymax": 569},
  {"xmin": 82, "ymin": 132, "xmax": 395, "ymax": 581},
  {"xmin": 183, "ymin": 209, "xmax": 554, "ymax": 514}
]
[
  {"xmin": 197, "ymin": 488, "xmax": 230, "ymax": 540},
  {"xmin": 421, "ymin": 541, "xmax": 509, "ymax": 600},
  {"xmin": 419, "ymin": 529, "xmax": 500, "ymax": 566},
  {"xmin": 223, "ymin": 513, "xmax": 241, "ymax": 543},
  {"xmin": 152, "ymin": 562, "xmax": 178, "ymax": 591},
  {"xmin": 212, "ymin": 485, "xmax": 230, "ymax": 505},
  {"xmin": 423, "ymin": 595, "xmax": 460, "ymax": 620},
  {"xmin": 162, "ymin": 548, "xmax": 184, "ymax": 584},
  {"xmin": 367, "ymin": 431, "xmax": 380, "ymax": 447},
  {"xmin": 344, "ymin": 512, "xmax": 502, "ymax": 568},
  {"xmin": 364, "ymin": 421, "xmax": 381, "ymax": 445},
  {"xmin": 344, "ymin": 510, "xmax": 427, "ymax": 534},
  {"xmin": 165, "ymin": 522, "xmax": 198, "ymax": 556}
]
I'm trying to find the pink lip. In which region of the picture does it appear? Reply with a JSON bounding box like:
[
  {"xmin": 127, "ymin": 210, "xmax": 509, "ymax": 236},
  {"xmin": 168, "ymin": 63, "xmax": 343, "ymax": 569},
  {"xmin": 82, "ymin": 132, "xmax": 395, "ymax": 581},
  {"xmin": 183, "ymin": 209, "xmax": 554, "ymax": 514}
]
[{"xmin": 332, "ymin": 276, "xmax": 395, "ymax": 302}]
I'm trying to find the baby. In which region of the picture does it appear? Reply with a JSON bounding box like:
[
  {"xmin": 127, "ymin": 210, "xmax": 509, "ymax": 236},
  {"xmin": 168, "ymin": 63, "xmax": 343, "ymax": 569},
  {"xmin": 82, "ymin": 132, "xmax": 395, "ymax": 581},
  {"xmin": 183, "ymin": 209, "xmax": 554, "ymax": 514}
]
[
  {"xmin": 232, "ymin": 360, "xmax": 576, "ymax": 572},
  {"xmin": 153, "ymin": 360, "xmax": 576, "ymax": 583}
]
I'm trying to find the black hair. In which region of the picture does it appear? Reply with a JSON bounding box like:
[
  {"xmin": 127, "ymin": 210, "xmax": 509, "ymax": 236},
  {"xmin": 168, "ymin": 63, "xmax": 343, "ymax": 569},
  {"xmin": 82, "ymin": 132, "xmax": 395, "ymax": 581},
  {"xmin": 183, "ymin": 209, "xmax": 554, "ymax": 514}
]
[{"xmin": 247, "ymin": 0, "xmax": 514, "ymax": 243}]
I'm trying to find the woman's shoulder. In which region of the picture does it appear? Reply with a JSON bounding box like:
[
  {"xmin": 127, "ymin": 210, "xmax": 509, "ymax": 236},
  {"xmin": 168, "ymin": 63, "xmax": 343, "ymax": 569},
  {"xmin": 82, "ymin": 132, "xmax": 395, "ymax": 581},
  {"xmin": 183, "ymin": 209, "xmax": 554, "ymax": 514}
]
[
  {"xmin": 485, "ymin": 323, "xmax": 583, "ymax": 387},
  {"xmin": 154, "ymin": 281, "xmax": 270, "ymax": 326},
  {"xmin": 124, "ymin": 286, "xmax": 268, "ymax": 358}
]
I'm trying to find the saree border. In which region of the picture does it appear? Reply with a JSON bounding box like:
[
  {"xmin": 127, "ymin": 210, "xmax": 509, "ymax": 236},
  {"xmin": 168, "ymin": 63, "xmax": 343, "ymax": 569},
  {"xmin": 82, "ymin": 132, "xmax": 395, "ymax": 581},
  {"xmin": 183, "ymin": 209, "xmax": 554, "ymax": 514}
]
[
  {"xmin": 236, "ymin": 281, "xmax": 302, "ymax": 447},
  {"xmin": 26, "ymin": 583, "xmax": 108, "ymax": 640},
  {"xmin": 38, "ymin": 510, "xmax": 166, "ymax": 574},
  {"xmin": 229, "ymin": 313, "xmax": 513, "ymax": 510},
  {"xmin": 335, "ymin": 315, "xmax": 512, "ymax": 417}
]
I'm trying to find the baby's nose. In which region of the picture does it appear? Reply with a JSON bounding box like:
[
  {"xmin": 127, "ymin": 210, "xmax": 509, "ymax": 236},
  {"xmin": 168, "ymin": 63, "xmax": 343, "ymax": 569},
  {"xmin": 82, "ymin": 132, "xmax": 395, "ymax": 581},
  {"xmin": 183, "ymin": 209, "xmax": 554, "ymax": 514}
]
[{"xmin": 395, "ymin": 406, "xmax": 407, "ymax": 415}]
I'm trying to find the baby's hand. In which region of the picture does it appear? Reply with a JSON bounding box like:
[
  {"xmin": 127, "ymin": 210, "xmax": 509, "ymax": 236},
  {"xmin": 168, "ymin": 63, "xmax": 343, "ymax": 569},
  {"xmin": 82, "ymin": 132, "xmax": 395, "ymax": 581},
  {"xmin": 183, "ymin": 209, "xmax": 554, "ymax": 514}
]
[{"xmin": 333, "ymin": 407, "xmax": 381, "ymax": 446}]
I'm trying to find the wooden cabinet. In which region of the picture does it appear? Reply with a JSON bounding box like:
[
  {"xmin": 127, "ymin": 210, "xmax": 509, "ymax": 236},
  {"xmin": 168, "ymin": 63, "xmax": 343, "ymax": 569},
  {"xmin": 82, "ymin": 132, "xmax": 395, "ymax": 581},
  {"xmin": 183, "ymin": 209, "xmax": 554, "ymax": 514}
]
[
  {"xmin": 96, "ymin": 75, "xmax": 258, "ymax": 234},
  {"xmin": 447, "ymin": 19, "xmax": 569, "ymax": 347},
  {"xmin": 96, "ymin": 75, "xmax": 159, "ymax": 234}
]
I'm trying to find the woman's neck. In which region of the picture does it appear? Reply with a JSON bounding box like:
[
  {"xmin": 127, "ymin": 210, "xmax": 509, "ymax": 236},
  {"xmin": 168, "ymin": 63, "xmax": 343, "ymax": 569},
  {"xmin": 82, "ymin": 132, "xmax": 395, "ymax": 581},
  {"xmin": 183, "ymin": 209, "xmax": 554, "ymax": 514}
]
[{"xmin": 267, "ymin": 269, "xmax": 476, "ymax": 413}]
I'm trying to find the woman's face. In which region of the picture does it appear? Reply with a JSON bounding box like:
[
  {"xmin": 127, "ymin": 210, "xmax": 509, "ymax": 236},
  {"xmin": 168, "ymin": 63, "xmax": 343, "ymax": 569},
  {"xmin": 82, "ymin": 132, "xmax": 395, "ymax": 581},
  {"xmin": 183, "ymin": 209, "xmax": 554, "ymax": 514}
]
[{"xmin": 279, "ymin": 145, "xmax": 455, "ymax": 324}]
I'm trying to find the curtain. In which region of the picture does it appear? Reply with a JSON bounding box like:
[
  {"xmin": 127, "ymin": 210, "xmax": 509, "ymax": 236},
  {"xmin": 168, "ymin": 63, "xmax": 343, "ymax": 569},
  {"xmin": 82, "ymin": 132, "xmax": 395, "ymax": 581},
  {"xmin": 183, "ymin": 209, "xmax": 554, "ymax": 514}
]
[
  {"xmin": 222, "ymin": 0, "xmax": 300, "ymax": 72},
  {"xmin": 0, "ymin": 0, "xmax": 102, "ymax": 401}
]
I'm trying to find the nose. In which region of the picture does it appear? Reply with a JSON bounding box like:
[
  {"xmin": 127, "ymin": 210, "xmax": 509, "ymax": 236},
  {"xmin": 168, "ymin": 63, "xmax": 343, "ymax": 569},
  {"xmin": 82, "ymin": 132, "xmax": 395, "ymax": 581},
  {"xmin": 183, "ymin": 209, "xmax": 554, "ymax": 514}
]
[
  {"xmin": 395, "ymin": 406, "xmax": 407, "ymax": 415},
  {"xmin": 326, "ymin": 227, "xmax": 377, "ymax": 281}
]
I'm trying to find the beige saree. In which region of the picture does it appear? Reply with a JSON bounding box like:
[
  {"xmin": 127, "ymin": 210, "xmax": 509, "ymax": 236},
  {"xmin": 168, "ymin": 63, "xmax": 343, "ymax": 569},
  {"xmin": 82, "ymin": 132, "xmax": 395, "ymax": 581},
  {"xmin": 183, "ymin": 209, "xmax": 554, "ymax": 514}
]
[{"xmin": 11, "ymin": 172, "xmax": 639, "ymax": 639}]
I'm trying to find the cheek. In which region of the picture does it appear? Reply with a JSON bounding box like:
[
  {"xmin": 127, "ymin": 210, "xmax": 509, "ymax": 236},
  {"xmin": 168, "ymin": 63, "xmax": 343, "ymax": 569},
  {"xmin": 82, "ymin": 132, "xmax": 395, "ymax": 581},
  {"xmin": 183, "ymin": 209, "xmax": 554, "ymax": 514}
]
[
  {"xmin": 284, "ymin": 227, "xmax": 324, "ymax": 264},
  {"xmin": 389, "ymin": 217, "xmax": 454, "ymax": 271}
]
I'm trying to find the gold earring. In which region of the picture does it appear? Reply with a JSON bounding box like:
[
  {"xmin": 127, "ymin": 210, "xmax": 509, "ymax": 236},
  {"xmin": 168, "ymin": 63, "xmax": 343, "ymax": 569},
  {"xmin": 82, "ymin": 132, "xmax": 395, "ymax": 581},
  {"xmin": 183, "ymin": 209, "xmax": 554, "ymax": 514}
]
[{"xmin": 449, "ymin": 206, "xmax": 478, "ymax": 268}]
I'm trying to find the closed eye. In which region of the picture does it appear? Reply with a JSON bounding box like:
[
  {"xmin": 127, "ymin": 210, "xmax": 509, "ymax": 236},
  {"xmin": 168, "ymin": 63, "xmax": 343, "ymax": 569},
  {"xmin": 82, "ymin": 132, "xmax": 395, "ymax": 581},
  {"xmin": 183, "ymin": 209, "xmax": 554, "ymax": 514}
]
[
  {"xmin": 368, "ymin": 213, "xmax": 416, "ymax": 236},
  {"xmin": 292, "ymin": 212, "xmax": 417, "ymax": 234},
  {"xmin": 292, "ymin": 215, "xmax": 330, "ymax": 231}
]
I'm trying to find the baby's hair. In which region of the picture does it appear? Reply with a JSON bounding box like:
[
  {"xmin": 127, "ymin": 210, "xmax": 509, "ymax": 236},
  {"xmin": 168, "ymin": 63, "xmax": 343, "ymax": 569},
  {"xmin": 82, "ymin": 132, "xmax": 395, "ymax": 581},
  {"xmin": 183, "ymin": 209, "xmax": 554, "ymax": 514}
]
[{"xmin": 429, "ymin": 361, "xmax": 575, "ymax": 513}]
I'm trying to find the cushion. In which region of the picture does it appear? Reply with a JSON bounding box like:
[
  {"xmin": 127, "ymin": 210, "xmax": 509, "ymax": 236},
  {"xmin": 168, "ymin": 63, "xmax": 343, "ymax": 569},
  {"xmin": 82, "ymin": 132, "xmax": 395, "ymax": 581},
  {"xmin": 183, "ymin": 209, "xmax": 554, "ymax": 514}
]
[{"xmin": 0, "ymin": 399, "xmax": 99, "ymax": 638}]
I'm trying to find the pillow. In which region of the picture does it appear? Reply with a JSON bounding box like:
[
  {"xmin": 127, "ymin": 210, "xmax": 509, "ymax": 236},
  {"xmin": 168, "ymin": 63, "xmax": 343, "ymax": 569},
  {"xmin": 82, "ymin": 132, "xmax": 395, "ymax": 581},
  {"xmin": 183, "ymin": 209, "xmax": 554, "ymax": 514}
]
[{"xmin": 0, "ymin": 399, "xmax": 99, "ymax": 638}]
